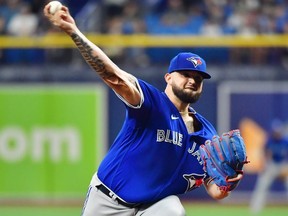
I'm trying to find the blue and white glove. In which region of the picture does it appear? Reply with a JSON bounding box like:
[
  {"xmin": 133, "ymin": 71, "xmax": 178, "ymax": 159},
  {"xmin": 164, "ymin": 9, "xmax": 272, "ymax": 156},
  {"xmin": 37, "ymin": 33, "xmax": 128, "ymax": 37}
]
[{"xmin": 199, "ymin": 130, "xmax": 249, "ymax": 191}]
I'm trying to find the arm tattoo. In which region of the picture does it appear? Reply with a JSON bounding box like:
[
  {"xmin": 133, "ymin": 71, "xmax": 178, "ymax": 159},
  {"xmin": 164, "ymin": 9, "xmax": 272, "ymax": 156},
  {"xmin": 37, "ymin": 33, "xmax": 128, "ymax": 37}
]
[{"xmin": 71, "ymin": 33, "xmax": 114, "ymax": 80}]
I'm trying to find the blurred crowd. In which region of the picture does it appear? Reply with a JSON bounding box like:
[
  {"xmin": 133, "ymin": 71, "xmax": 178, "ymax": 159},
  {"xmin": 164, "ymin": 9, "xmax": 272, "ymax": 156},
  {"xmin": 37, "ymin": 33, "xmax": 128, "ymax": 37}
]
[{"xmin": 0, "ymin": 0, "xmax": 288, "ymax": 66}]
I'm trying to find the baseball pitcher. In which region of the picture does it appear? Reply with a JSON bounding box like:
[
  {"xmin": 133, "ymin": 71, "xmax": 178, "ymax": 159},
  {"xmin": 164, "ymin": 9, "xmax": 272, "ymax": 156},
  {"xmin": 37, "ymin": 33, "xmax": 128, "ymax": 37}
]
[{"xmin": 43, "ymin": 3, "xmax": 248, "ymax": 216}]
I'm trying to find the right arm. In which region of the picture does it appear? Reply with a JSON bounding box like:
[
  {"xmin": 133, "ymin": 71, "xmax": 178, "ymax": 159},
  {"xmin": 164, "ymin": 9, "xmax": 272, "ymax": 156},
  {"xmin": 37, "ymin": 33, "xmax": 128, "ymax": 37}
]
[
  {"xmin": 204, "ymin": 173, "xmax": 243, "ymax": 200},
  {"xmin": 204, "ymin": 178, "xmax": 230, "ymax": 200},
  {"xmin": 43, "ymin": 4, "xmax": 141, "ymax": 106}
]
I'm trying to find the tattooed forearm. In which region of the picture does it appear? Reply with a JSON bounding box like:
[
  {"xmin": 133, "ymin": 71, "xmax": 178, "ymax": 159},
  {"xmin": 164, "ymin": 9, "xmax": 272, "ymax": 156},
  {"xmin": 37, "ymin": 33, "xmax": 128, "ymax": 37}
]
[{"xmin": 71, "ymin": 33, "xmax": 115, "ymax": 80}]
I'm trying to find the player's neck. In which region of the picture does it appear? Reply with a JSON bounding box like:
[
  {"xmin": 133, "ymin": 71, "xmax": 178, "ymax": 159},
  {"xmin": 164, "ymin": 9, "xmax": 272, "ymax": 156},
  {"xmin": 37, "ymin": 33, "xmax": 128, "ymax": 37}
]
[
  {"xmin": 178, "ymin": 105, "xmax": 190, "ymax": 115},
  {"xmin": 179, "ymin": 110, "xmax": 189, "ymax": 115},
  {"xmin": 179, "ymin": 111, "xmax": 189, "ymax": 116},
  {"xmin": 174, "ymin": 100, "xmax": 190, "ymax": 113},
  {"xmin": 180, "ymin": 112, "xmax": 195, "ymax": 133},
  {"xmin": 164, "ymin": 87, "xmax": 190, "ymax": 112}
]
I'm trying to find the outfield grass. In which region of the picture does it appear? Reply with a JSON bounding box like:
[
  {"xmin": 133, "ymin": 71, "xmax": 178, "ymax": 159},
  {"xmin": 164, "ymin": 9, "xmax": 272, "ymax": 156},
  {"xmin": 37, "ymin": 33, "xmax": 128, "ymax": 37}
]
[
  {"xmin": 0, "ymin": 203, "xmax": 287, "ymax": 216},
  {"xmin": 184, "ymin": 203, "xmax": 288, "ymax": 216},
  {"xmin": 0, "ymin": 206, "xmax": 82, "ymax": 216}
]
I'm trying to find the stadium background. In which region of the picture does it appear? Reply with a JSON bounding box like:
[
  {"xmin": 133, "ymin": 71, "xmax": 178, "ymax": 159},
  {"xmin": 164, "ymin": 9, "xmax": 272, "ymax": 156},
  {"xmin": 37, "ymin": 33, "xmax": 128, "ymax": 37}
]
[{"xmin": 0, "ymin": 0, "xmax": 288, "ymax": 215}]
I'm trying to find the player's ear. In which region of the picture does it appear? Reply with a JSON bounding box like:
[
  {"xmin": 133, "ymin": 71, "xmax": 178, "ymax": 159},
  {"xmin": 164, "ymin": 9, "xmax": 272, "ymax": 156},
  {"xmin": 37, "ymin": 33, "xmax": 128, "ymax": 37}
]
[{"xmin": 164, "ymin": 73, "xmax": 172, "ymax": 84}]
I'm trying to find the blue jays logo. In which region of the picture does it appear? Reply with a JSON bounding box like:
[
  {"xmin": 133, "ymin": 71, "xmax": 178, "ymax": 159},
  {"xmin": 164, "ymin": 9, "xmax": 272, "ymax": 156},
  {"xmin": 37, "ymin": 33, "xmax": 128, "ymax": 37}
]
[
  {"xmin": 187, "ymin": 57, "xmax": 202, "ymax": 68},
  {"xmin": 183, "ymin": 173, "xmax": 205, "ymax": 192}
]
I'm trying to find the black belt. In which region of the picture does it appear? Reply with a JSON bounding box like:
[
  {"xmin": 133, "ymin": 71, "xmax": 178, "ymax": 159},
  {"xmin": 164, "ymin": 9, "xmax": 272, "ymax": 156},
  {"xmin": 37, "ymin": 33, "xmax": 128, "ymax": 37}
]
[{"xmin": 96, "ymin": 184, "xmax": 141, "ymax": 208}]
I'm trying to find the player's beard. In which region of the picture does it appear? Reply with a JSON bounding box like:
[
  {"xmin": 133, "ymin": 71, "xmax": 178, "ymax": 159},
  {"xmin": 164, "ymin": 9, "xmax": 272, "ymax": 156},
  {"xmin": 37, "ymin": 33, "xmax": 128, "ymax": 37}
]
[{"xmin": 172, "ymin": 84, "xmax": 201, "ymax": 104}]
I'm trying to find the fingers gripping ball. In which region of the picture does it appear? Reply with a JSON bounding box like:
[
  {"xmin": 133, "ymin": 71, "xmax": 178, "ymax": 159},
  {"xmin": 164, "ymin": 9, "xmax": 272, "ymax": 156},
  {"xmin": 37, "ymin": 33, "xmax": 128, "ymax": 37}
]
[
  {"xmin": 48, "ymin": 1, "xmax": 63, "ymax": 15},
  {"xmin": 199, "ymin": 129, "xmax": 248, "ymax": 191}
]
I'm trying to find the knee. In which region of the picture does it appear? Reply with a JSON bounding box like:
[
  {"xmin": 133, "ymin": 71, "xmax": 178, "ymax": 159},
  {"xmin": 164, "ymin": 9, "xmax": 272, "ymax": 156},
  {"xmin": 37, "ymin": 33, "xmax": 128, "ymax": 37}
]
[
  {"xmin": 166, "ymin": 206, "xmax": 185, "ymax": 216},
  {"xmin": 163, "ymin": 196, "xmax": 186, "ymax": 216}
]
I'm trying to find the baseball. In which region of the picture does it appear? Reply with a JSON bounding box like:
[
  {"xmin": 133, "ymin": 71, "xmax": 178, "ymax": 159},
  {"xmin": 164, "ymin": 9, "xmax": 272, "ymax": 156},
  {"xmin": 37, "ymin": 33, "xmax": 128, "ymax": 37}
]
[{"xmin": 48, "ymin": 1, "xmax": 62, "ymax": 15}]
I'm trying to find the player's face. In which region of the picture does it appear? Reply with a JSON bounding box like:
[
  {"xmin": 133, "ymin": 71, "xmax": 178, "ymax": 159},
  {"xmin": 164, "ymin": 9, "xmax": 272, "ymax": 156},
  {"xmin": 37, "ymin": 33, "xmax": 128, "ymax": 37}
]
[{"xmin": 171, "ymin": 71, "xmax": 203, "ymax": 104}]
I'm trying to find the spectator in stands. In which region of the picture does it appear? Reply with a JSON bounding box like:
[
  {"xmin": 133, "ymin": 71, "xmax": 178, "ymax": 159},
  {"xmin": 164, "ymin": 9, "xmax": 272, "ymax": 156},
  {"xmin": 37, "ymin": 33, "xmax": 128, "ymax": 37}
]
[
  {"xmin": 0, "ymin": 14, "xmax": 4, "ymax": 34},
  {"xmin": 1, "ymin": 0, "xmax": 288, "ymax": 66},
  {"xmin": 0, "ymin": 0, "xmax": 21, "ymax": 34},
  {"xmin": 23, "ymin": 0, "xmax": 46, "ymax": 15},
  {"xmin": 121, "ymin": 0, "xmax": 149, "ymax": 67},
  {"xmin": 4, "ymin": 2, "xmax": 44, "ymax": 64},
  {"xmin": 7, "ymin": 2, "xmax": 38, "ymax": 36},
  {"xmin": 145, "ymin": 0, "xmax": 201, "ymax": 63},
  {"xmin": 225, "ymin": 3, "xmax": 268, "ymax": 65},
  {"xmin": 200, "ymin": 2, "xmax": 224, "ymax": 36},
  {"xmin": 274, "ymin": 4, "xmax": 288, "ymax": 33},
  {"xmin": 102, "ymin": 0, "xmax": 149, "ymax": 66},
  {"xmin": 145, "ymin": 0, "xmax": 202, "ymax": 35}
]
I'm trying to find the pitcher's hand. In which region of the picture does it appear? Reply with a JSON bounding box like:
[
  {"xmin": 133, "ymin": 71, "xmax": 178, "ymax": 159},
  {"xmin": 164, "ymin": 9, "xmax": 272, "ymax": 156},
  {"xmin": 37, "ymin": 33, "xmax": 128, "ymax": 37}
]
[{"xmin": 43, "ymin": 3, "xmax": 77, "ymax": 35}]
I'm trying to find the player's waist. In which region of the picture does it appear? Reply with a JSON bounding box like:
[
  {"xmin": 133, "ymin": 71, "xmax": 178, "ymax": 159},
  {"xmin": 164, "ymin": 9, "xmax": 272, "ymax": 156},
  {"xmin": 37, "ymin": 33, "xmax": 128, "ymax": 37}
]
[
  {"xmin": 92, "ymin": 173, "xmax": 144, "ymax": 207},
  {"xmin": 96, "ymin": 184, "xmax": 142, "ymax": 208},
  {"xmin": 96, "ymin": 170, "xmax": 189, "ymax": 203}
]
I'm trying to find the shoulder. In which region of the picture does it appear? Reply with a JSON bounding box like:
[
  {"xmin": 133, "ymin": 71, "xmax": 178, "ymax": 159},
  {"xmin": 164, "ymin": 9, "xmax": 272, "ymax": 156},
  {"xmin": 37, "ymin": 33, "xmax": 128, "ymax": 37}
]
[
  {"xmin": 137, "ymin": 79, "xmax": 166, "ymax": 101},
  {"xmin": 138, "ymin": 79, "xmax": 160, "ymax": 92},
  {"xmin": 190, "ymin": 107, "xmax": 217, "ymax": 135}
]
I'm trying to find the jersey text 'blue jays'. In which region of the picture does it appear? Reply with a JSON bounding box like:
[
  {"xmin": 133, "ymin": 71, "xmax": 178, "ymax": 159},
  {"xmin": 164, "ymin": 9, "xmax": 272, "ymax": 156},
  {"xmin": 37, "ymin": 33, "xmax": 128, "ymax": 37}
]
[{"xmin": 98, "ymin": 79, "xmax": 217, "ymax": 203}]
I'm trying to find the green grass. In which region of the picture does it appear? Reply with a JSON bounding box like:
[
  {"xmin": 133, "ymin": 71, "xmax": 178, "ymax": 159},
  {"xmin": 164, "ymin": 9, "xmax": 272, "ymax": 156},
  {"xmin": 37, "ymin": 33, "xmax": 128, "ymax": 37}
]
[
  {"xmin": 0, "ymin": 206, "xmax": 82, "ymax": 216},
  {"xmin": 184, "ymin": 203, "xmax": 288, "ymax": 216},
  {"xmin": 0, "ymin": 203, "xmax": 287, "ymax": 216}
]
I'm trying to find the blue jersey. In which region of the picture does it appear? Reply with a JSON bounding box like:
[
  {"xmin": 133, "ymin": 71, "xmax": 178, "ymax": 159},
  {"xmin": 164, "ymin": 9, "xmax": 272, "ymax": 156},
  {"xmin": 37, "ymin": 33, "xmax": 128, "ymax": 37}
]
[
  {"xmin": 266, "ymin": 136, "xmax": 288, "ymax": 163},
  {"xmin": 98, "ymin": 79, "xmax": 217, "ymax": 203}
]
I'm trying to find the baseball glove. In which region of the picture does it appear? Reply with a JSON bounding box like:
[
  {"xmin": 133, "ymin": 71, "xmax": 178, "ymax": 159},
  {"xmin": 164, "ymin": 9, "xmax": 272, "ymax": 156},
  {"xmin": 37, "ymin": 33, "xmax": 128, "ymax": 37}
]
[{"xmin": 199, "ymin": 129, "xmax": 248, "ymax": 192}]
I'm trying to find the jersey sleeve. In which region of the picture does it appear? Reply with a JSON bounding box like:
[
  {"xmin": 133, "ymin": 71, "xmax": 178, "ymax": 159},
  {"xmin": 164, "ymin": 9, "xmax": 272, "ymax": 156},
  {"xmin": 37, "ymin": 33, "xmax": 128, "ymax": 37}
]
[
  {"xmin": 113, "ymin": 78, "xmax": 164, "ymax": 126},
  {"xmin": 112, "ymin": 75, "xmax": 144, "ymax": 109}
]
